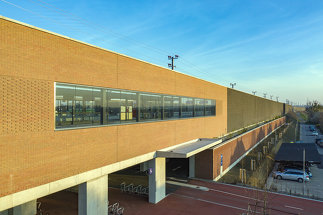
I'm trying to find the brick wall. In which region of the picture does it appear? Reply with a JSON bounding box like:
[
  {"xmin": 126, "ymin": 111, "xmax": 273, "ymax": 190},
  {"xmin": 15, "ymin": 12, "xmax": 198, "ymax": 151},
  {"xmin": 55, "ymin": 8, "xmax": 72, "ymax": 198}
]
[{"xmin": 196, "ymin": 117, "xmax": 286, "ymax": 180}]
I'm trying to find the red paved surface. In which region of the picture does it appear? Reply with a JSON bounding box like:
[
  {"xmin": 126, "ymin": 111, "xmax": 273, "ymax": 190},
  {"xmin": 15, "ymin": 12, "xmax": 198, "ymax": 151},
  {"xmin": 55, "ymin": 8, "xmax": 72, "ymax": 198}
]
[{"xmin": 38, "ymin": 179, "xmax": 323, "ymax": 215}]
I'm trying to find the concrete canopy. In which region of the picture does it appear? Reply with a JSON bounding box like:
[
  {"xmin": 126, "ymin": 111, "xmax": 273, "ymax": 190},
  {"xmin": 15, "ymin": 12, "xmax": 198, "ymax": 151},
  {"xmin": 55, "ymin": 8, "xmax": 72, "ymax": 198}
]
[{"xmin": 156, "ymin": 138, "xmax": 222, "ymax": 158}]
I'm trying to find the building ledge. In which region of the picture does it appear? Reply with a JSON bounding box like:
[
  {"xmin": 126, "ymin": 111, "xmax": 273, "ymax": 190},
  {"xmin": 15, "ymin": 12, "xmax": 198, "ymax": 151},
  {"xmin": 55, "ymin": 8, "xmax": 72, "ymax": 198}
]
[{"xmin": 156, "ymin": 138, "xmax": 222, "ymax": 158}]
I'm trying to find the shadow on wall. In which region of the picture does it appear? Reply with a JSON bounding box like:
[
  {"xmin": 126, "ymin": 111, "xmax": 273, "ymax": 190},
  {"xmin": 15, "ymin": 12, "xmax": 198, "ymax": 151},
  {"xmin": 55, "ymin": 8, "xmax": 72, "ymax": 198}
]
[
  {"xmin": 267, "ymin": 123, "xmax": 273, "ymax": 136},
  {"xmin": 229, "ymin": 138, "xmax": 246, "ymax": 167},
  {"xmin": 256, "ymin": 127, "xmax": 265, "ymax": 143}
]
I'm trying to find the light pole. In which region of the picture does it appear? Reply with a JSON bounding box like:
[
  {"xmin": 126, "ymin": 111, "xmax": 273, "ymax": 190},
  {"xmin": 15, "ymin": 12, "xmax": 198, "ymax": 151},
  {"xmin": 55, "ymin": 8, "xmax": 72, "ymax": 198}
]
[
  {"xmin": 168, "ymin": 55, "xmax": 179, "ymax": 70},
  {"xmin": 230, "ymin": 83, "xmax": 236, "ymax": 89}
]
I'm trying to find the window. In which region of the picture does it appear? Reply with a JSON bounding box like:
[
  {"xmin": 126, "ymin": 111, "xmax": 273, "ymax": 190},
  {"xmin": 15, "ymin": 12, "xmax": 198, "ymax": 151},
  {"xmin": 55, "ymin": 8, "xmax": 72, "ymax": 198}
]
[
  {"xmin": 181, "ymin": 97, "xmax": 193, "ymax": 118},
  {"xmin": 173, "ymin": 97, "xmax": 180, "ymax": 118},
  {"xmin": 74, "ymin": 86, "xmax": 94, "ymax": 126},
  {"xmin": 55, "ymin": 84, "xmax": 74, "ymax": 128},
  {"xmin": 205, "ymin": 99, "xmax": 216, "ymax": 116},
  {"xmin": 194, "ymin": 98, "xmax": 205, "ymax": 117},
  {"xmin": 120, "ymin": 91, "xmax": 137, "ymax": 123},
  {"xmin": 93, "ymin": 88, "xmax": 103, "ymax": 125},
  {"xmin": 140, "ymin": 93, "xmax": 162, "ymax": 121},
  {"xmin": 107, "ymin": 90, "xmax": 120, "ymax": 124},
  {"xmin": 55, "ymin": 82, "xmax": 216, "ymax": 129}
]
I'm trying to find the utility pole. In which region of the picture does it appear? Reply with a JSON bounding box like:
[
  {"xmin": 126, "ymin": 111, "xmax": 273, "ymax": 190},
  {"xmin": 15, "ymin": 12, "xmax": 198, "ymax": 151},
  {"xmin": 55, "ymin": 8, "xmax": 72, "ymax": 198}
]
[
  {"xmin": 252, "ymin": 91, "xmax": 257, "ymax": 95},
  {"xmin": 168, "ymin": 55, "xmax": 179, "ymax": 70},
  {"xmin": 230, "ymin": 83, "xmax": 236, "ymax": 89}
]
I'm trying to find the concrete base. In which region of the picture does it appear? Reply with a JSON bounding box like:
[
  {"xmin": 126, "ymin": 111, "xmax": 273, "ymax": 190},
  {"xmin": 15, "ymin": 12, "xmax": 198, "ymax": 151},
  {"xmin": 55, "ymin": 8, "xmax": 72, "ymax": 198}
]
[
  {"xmin": 78, "ymin": 175, "xmax": 108, "ymax": 215},
  {"xmin": 189, "ymin": 156, "xmax": 195, "ymax": 178},
  {"xmin": 11, "ymin": 200, "xmax": 36, "ymax": 215},
  {"xmin": 148, "ymin": 157, "xmax": 166, "ymax": 204}
]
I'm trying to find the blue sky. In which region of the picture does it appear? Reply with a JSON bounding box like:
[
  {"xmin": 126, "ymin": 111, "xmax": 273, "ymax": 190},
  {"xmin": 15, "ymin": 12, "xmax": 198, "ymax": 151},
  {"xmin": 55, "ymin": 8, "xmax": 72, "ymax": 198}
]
[{"xmin": 1, "ymin": 0, "xmax": 323, "ymax": 104}]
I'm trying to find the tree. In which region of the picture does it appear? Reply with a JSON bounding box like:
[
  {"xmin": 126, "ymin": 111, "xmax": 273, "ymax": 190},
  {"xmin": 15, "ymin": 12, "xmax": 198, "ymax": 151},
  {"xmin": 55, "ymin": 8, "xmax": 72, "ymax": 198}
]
[{"xmin": 306, "ymin": 100, "xmax": 322, "ymax": 123}]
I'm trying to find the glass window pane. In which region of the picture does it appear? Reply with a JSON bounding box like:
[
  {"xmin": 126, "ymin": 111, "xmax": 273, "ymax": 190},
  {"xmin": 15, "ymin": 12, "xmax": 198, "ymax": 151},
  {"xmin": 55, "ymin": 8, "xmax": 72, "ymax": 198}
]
[
  {"xmin": 93, "ymin": 88, "xmax": 103, "ymax": 125},
  {"xmin": 163, "ymin": 96, "xmax": 173, "ymax": 119},
  {"xmin": 205, "ymin": 99, "xmax": 216, "ymax": 116},
  {"xmin": 120, "ymin": 91, "xmax": 137, "ymax": 123},
  {"xmin": 194, "ymin": 98, "xmax": 205, "ymax": 117},
  {"xmin": 181, "ymin": 97, "xmax": 193, "ymax": 118},
  {"xmin": 140, "ymin": 93, "xmax": 162, "ymax": 121},
  {"xmin": 107, "ymin": 90, "xmax": 120, "ymax": 124},
  {"xmin": 74, "ymin": 86, "xmax": 93, "ymax": 126},
  {"xmin": 55, "ymin": 84, "xmax": 75, "ymax": 128},
  {"xmin": 173, "ymin": 97, "xmax": 180, "ymax": 118}
]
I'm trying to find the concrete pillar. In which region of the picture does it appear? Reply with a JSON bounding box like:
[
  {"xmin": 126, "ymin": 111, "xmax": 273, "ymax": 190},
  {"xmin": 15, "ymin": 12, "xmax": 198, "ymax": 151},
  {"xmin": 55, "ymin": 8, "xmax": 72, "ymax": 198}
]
[
  {"xmin": 0, "ymin": 210, "xmax": 8, "ymax": 215},
  {"xmin": 140, "ymin": 161, "xmax": 149, "ymax": 172},
  {"xmin": 78, "ymin": 175, "xmax": 108, "ymax": 215},
  {"xmin": 189, "ymin": 155, "xmax": 195, "ymax": 178},
  {"xmin": 148, "ymin": 157, "xmax": 166, "ymax": 204},
  {"xmin": 12, "ymin": 200, "xmax": 36, "ymax": 215}
]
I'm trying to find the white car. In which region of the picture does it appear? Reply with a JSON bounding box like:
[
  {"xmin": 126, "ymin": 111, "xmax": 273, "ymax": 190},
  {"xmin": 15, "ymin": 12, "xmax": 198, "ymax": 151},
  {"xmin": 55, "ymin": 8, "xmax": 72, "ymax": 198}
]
[
  {"xmin": 312, "ymin": 131, "xmax": 319, "ymax": 136},
  {"xmin": 273, "ymin": 170, "xmax": 309, "ymax": 183}
]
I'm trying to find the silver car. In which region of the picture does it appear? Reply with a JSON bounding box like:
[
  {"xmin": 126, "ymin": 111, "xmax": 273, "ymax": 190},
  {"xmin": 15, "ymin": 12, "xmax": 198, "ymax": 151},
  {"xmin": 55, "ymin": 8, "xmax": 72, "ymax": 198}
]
[{"xmin": 273, "ymin": 170, "xmax": 309, "ymax": 183}]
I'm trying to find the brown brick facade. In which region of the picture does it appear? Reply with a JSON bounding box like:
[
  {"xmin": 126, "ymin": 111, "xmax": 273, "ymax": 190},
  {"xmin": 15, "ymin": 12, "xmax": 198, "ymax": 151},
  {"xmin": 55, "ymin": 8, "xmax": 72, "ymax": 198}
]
[{"xmin": 195, "ymin": 117, "xmax": 286, "ymax": 180}]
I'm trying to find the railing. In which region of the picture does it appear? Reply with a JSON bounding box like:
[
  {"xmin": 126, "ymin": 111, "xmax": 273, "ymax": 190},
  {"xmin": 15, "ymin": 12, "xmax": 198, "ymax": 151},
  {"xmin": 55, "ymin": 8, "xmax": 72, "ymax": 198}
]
[{"xmin": 120, "ymin": 182, "xmax": 149, "ymax": 195}]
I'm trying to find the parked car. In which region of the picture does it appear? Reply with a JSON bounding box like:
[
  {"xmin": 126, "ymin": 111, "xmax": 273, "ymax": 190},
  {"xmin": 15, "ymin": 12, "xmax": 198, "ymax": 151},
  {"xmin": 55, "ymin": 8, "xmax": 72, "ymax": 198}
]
[
  {"xmin": 312, "ymin": 131, "xmax": 319, "ymax": 136},
  {"xmin": 273, "ymin": 170, "xmax": 310, "ymax": 183},
  {"xmin": 278, "ymin": 164, "xmax": 312, "ymax": 178},
  {"xmin": 284, "ymin": 168, "xmax": 312, "ymax": 178}
]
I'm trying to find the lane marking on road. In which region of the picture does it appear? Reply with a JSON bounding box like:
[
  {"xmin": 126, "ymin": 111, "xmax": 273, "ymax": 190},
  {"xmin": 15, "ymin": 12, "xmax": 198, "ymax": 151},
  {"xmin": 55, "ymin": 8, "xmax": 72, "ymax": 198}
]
[
  {"xmin": 284, "ymin": 205, "xmax": 304, "ymax": 211},
  {"xmin": 173, "ymin": 193, "xmax": 253, "ymax": 212},
  {"xmin": 196, "ymin": 179, "xmax": 323, "ymax": 203},
  {"xmin": 167, "ymin": 181, "xmax": 209, "ymax": 191},
  {"xmin": 208, "ymin": 188, "xmax": 259, "ymax": 201}
]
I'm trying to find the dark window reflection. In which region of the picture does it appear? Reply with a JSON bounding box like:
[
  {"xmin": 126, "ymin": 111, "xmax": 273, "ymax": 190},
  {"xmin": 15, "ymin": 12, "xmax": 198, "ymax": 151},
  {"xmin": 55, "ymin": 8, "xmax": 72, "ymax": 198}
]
[
  {"xmin": 74, "ymin": 86, "xmax": 93, "ymax": 126},
  {"xmin": 140, "ymin": 94, "xmax": 162, "ymax": 121},
  {"xmin": 194, "ymin": 98, "xmax": 205, "ymax": 117},
  {"xmin": 55, "ymin": 84, "xmax": 75, "ymax": 127},
  {"xmin": 107, "ymin": 90, "xmax": 120, "ymax": 124},
  {"xmin": 205, "ymin": 99, "xmax": 216, "ymax": 116},
  {"xmin": 163, "ymin": 96, "xmax": 173, "ymax": 119},
  {"xmin": 181, "ymin": 97, "xmax": 193, "ymax": 118}
]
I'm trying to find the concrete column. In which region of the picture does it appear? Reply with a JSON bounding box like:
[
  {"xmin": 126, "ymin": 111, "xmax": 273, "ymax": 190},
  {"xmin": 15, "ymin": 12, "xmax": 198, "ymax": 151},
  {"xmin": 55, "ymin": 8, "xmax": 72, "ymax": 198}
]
[
  {"xmin": 140, "ymin": 161, "xmax": 149, "ymax": 172},
  {"xmin": 0, "ymin": 210, "xmax": 8, "ymax": 215},
  {"xmin": 189, "ymin": 156, "xmax": 195, "ymax": 178},
  {"xmin": 148, "ymin": 157, "xmax": 166, "ymax": 204},
  {"xmin": 78, "ymin": 175, "xmax": 108, "ymax": 215},
  {"xmin": 12, "ymin": 200, "xmax": 36, "ymax": 215}
]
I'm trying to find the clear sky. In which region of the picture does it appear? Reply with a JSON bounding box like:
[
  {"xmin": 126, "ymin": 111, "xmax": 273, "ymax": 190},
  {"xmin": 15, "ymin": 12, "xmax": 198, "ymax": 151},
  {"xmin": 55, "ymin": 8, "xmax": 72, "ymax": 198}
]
[{"xmin": 1, "ymin": 0, "xmax": 323, "ymax": 105}]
